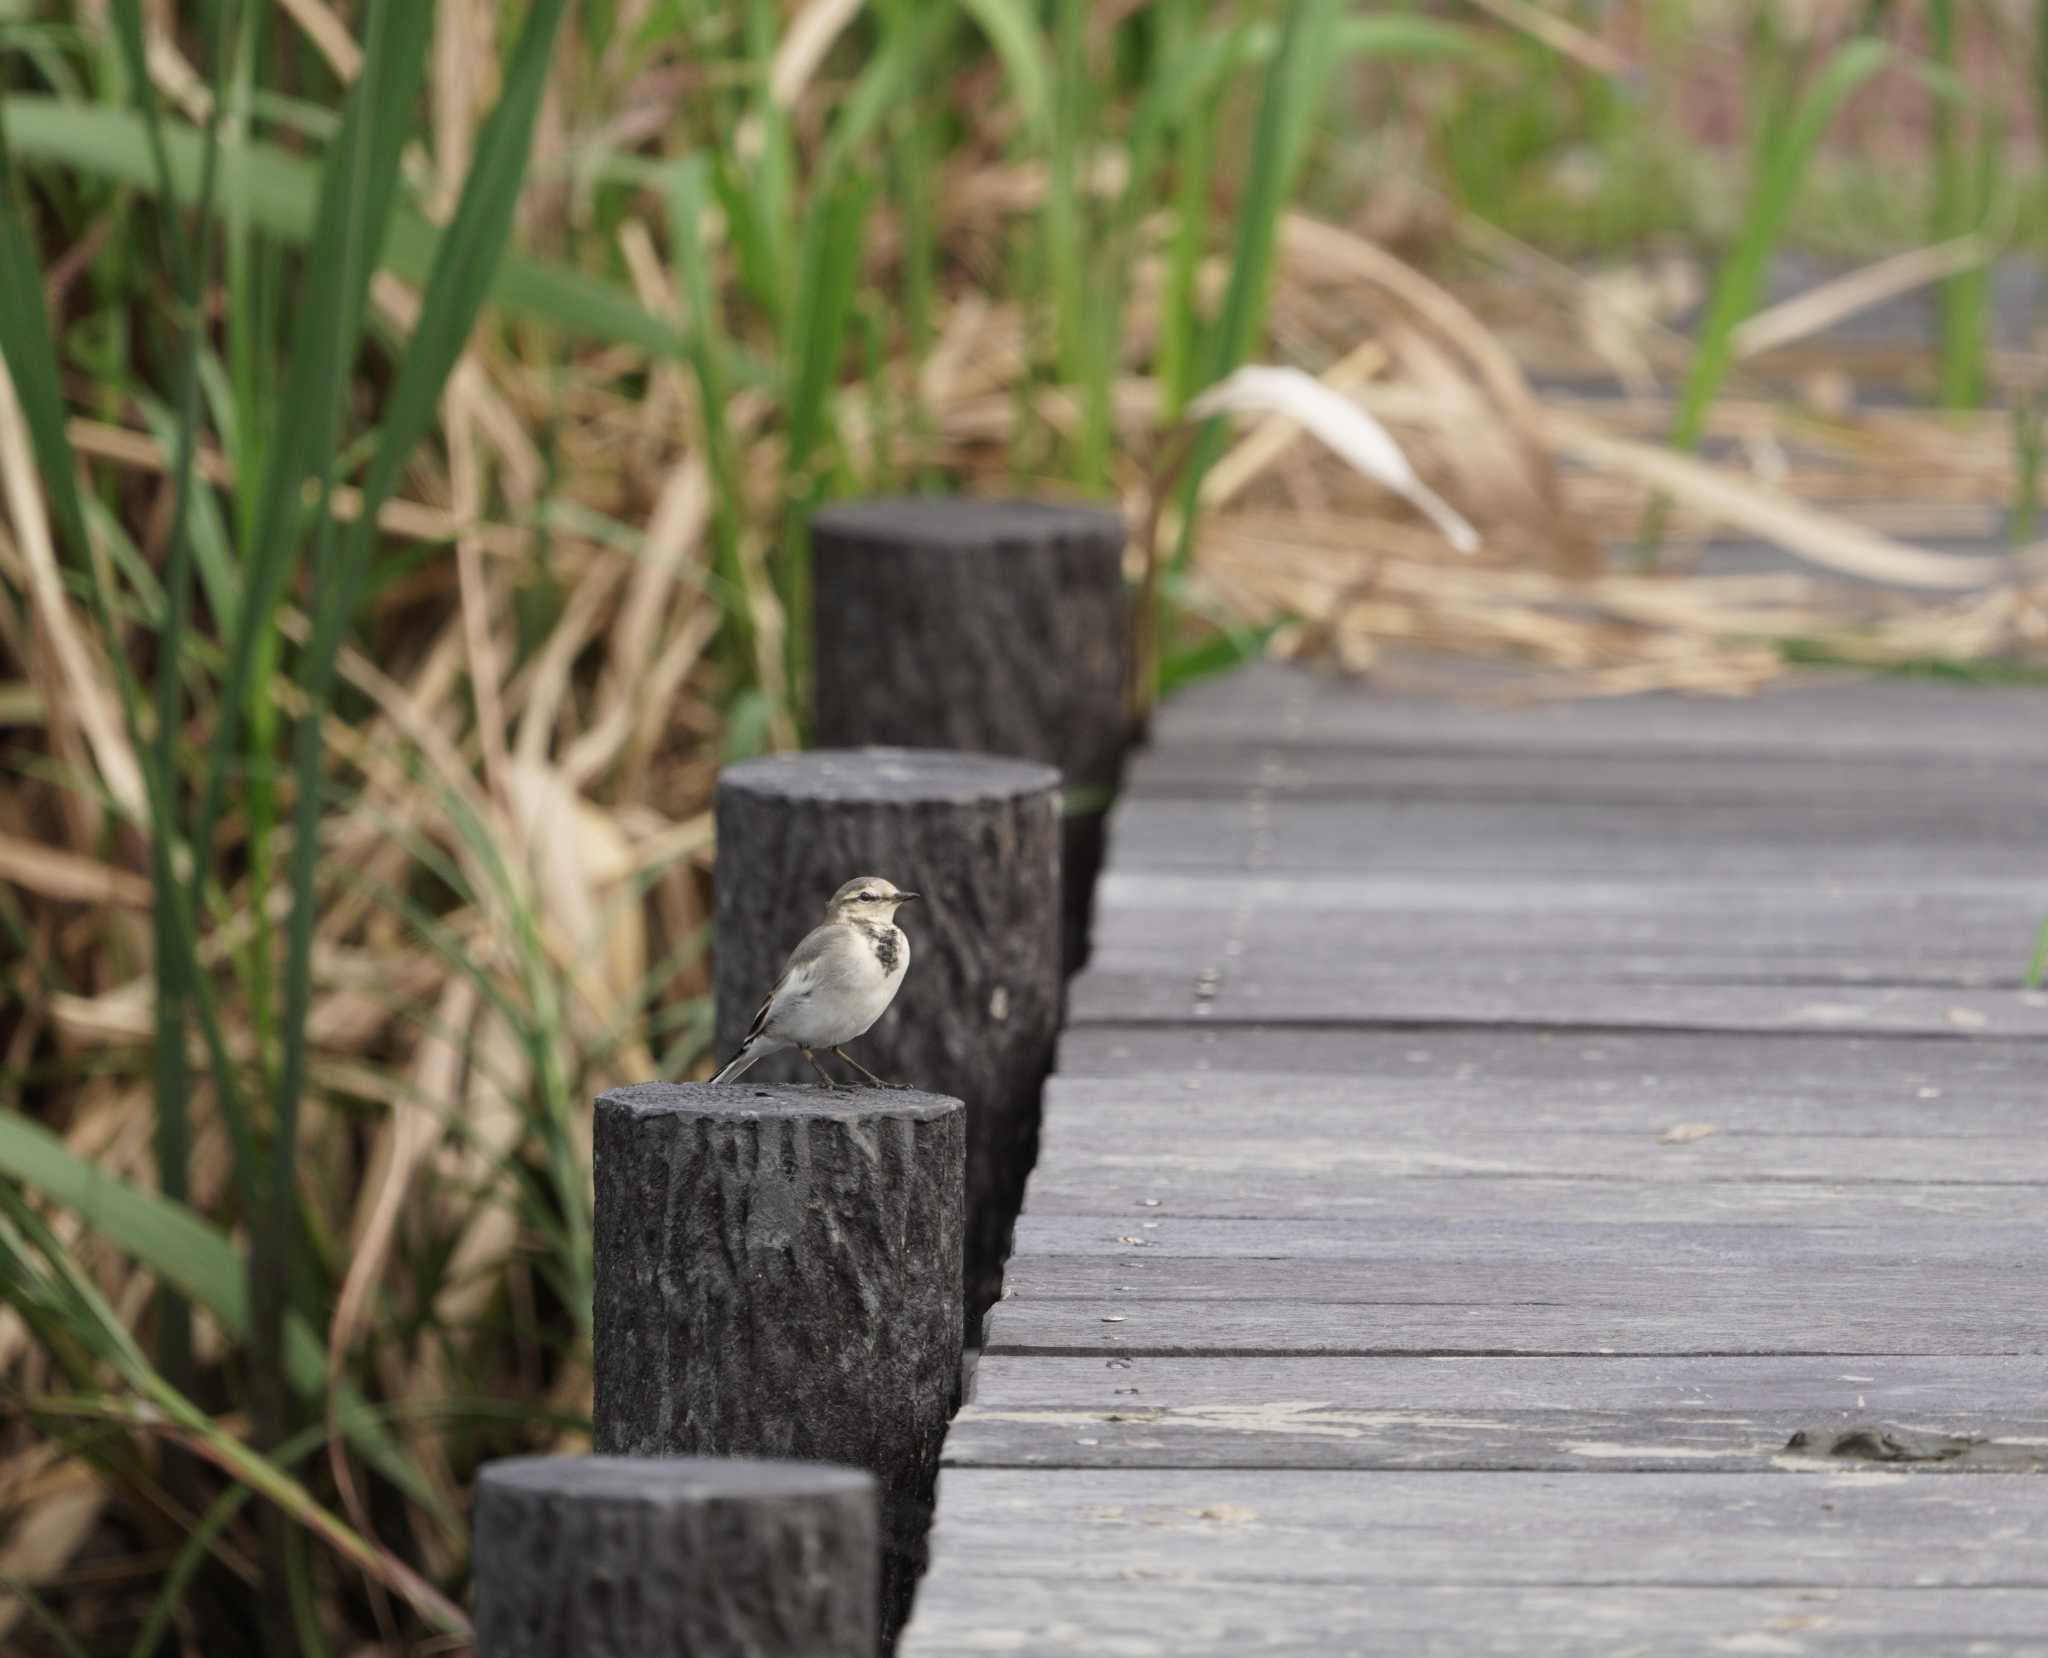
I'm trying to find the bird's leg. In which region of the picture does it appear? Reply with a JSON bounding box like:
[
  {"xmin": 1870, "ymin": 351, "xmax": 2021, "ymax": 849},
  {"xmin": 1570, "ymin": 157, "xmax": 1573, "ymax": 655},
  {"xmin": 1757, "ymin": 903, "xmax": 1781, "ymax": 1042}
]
[
  {"xmin": 834, "ymin": 1047, "xmax": 911, "ymax": 1090},
  {"xmin": 802, "ymin": 1048, "xmax": 852, "ymax": 1090}
]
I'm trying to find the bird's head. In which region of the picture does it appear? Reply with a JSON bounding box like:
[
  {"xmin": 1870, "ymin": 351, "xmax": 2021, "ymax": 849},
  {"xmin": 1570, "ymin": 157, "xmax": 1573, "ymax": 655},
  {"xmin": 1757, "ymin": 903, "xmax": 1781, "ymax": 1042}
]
[{"xmin": 825, "ymin": 876, "xmax": 920, "ymax": 922}]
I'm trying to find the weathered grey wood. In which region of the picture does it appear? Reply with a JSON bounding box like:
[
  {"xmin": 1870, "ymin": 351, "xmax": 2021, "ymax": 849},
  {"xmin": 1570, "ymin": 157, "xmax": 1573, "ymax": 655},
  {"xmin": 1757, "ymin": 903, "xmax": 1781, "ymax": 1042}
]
[
  {"xmin": 1066, "ymin": 969, "xmax": 2048, "ymax": 1036},
  {"xmin": 906, "ymin": 1580, "xmax": 2048, "ymax": 1656},
  {"xmin": 1010, "ymin": 1214, "xmax": 2048, "ymax": 1264},
  {"xmin": 1087, "ymin": 944, "xmax": 2027, "ymax": 991},
  {"xmin": 473, "ymin": 1456, "xmax": 876, "ymax": 1658},
  {"xmin": 1124, "ymin": 740, "xmax": 2040, "ymax": 806},
  {"xmin": 1083, "ymin": 875, "xmax": 2042, "ymax": 987},
  {"xmin": 714, "ymin": 749, "xmax": 1060, "ymax": 1324},
  {"xmin": 1041, "ymin": 1057, "xmax": 2048, "ymax": 1136},
  {"xmin": 944, "ymin": 1404, "xmax": 2048, "ymax": 1472},
  {"xmin": 592, "ymin": 1084, "xmax": 963, "ymax": 1646},
  {"xmin": 981, "ymin": 1292, "xmax": 2048, "ymax": 1357},
  {"xmin": 906, "ymin": 659, "xmax": 2048, "ymax": 1652},
  {"xmin": 1000, "ymin": 1254, "xmax": 2048, "ymax": 1324},
  {"xmin": 910, "ymin": 1467, "xmax": 2048, "ymax": 1583},
  {"xmin": 1023, "ymin": 1171, "xmax": 2031, "ymax": 1224},
  {"xmin": 1150, "ymin": 659, "xmax": 2048, "ymax": 763},
  {"xmin": 1103, "ymin": 798, "xmax": 2048, "ymax": 878},
  {"xmin": 1024, "ymin": 1105, "xmax": 2048, "ymax": 1179},
  {"xmin": 809, "ymin": 499, "xmax": 1130, "ymax": 971},
  {"xmin": 1059, "ymin": 1019, "xmax": 2048, "ymax": 1082},
  {"xmin": 966, "ymin": 1352, "xmax": 2048, "ymax": 1413}
]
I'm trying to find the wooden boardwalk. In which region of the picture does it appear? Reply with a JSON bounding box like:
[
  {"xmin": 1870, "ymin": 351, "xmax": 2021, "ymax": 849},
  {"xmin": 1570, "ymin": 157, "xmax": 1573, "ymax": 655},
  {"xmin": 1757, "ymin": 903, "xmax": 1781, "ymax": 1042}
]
[{"xmin": 903, "ymin": 661, "xmax": 2048, "ymax": 1656}]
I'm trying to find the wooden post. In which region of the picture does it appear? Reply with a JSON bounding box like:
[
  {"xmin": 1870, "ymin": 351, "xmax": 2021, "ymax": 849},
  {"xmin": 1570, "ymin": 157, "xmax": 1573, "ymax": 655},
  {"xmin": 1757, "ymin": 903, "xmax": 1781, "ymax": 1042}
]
[
  {"xmin": 808, "ymin": 499, "xmax": 1129, "ymax": 973},
  {"xmin": 713, "ymin": 749, "xmax": 1060, "ymax": 1326},
  {"xmin": 591, "ymin": 1082, "xmax": 964, "ymax": 1649},
  {"xmin": 472, "ymin": 1455, "xmax": 876, "ymax": 1658}
]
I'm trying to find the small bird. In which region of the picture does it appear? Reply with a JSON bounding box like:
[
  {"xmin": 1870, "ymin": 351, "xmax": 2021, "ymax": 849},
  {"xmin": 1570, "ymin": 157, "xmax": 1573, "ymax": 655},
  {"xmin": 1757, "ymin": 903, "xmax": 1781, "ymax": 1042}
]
[{"xmin": 712, "ymin": 875, "xmax": 920, "ymax": 1087}]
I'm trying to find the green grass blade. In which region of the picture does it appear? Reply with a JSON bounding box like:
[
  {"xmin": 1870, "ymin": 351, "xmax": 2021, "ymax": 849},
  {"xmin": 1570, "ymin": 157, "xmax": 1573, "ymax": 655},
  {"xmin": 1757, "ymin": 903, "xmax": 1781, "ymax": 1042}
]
[
  {"xmin": 0, "ymin": 1112, "xmax": 446, "ymax": 1520},
  {"xmin": 268, "ymin": 0, "xmax": 573, "ymax": 1433},
  {"xmin": 959, "ymin": 0, "xmax": 1053, "ymax": 139},
  {"xmin": 1168, "ymin": 0, "xmax": 1345, "ymax": 572},
  {"xmin": 112, "ymin": 0, "xmax": 236, "ymax": 1443},
  {"xmin": 187, "ymin": 0, "xmax": 436, "ymax": 926},
  {"xmin": 220, "ymin": 15, "xmax": 440, "ymax": 1583},
  {"xmin": 0, "ymin": 1192, "xmax": 466, "ymax": 1636},
  {"xmin": 1, "ymin": 96, "xmax": 687, "ymax": 358},
  {"xmin": 1636, "ymin": 36, "xmax": 1892, "ymax": 558},
  {"xmin": 668, "ymin": 155, "xmax": 754, "ymax": 680}
]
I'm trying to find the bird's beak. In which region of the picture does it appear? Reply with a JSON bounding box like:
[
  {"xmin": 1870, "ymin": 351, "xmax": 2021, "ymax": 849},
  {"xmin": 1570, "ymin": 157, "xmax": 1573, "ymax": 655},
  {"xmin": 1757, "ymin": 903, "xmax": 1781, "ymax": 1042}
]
[{"xmin": 897, "ymin": 891, "xmax": 921, "ymax": 903}]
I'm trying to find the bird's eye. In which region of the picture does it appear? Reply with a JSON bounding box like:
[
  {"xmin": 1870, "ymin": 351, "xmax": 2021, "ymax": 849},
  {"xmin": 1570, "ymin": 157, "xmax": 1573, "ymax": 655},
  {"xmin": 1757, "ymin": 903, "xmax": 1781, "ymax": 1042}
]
[{"xmin": 858, "ymin": 890, "xmax": 877, "ymax": 901}]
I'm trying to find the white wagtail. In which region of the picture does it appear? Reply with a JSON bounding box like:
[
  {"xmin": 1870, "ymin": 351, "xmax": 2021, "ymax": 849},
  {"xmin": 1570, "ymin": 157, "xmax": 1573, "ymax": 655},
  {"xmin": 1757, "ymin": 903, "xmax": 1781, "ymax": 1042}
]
[{"xmin": 711, "ymin": 876, "xmax": 920, "ymax": 1087}]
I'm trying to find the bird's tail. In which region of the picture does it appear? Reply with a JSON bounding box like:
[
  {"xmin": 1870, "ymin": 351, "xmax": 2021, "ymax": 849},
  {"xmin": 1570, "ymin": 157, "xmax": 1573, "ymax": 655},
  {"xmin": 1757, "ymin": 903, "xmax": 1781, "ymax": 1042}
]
[{"xmin": 711, "ymin": 1039, "xmax": 766, "ymax": 1083}]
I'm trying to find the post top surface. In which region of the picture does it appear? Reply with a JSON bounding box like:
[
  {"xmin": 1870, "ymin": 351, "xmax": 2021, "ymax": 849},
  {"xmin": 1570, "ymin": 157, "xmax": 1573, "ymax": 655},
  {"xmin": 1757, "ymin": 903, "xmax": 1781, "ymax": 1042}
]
[
  {"xmin": 811, "ymin": 495, "xmax": 1124, "ymax": 549},
  {"xmin": 478, "ymin": 1454, "xmax": 875, "ymax": 1505},
  {"xmin": 599, "ymin": 1080, "xmax": 964, "ymax": 1125},
  {"xmin": 720, "ymin": 746, "xmax": 1060, "ymax": 803}
]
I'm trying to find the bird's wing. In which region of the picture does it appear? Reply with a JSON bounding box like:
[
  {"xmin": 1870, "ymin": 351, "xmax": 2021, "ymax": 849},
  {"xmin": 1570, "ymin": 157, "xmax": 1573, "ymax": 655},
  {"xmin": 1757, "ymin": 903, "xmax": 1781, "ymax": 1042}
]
[{"xmin": 747, "ymin": 922, "xmax": 839, "ymax": 1037}]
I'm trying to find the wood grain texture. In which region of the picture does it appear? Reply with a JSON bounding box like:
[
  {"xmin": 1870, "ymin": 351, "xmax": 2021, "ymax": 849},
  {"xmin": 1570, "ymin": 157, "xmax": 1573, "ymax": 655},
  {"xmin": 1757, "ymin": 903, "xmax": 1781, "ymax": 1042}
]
[
  {"xmin": 1147, "ymin": 659, "xmax": 2048, "ymax": 761},
  {"xmin": 808, "ymin": 499, "xmax": 1131, "ymax": 971},
  {"xmin": 903, "ymin": 662, "xmax": 2048, "ymax": 1651},
  {"xmin": 1123, "ymin": 739, "xmax": 2042, "ymax": 806},
  {"xmin": 1056, "ymin": 1022, "xmax": 2048, "ymax": 1082},
  {"xmin": 1020, "ymin": 1172, "xmax": 2032, "ymax": 1224},
  {"xmin": 591, "ymin": 1085, "xmax": 962, "ymax": 1643},
  {"xmin": 1084, "ymin": 873, "xmax": 2041, "ymax": 987},
  {"xmin": 474, "ymin": 1456, "xmax": 877, "ymax": 1658},
  {"xmin": 944, "ymin": 1405, "xmax": 2048, "ymax": 1472},
  {"xmin": 714, "ymin": 750, "xmax": 1059, "ymax": 1322},
  {"xmin": 965, "ymin": 1352, "xmax": 2048, "ymax": 1413},
  {"xmin": 1065, "ymin": 969, "xmax": 2048, "ymax": 1036},
  {"xmin": 906, "ymin": 1581, "xmax": 2048, "ymax": 1656},
  {"xmin": 911, "ymin": 1467, "xmax": 2048, "ymax": 1584},
  {"xmin": 981, "ymin": 1293, "xmax": 2048, "ymax": 1359},
  {"xmin": 1100, "ymin": 798, "xmax": 2048, "ymax": 880},
  {"xmin": 1009, "ymin": 1213, "xmax": 2048, "ymax": 1264},
  {"xmin": 808, "ymin": 501, "xmax": 1130, "ymax": 793},
  {"xmin": 1029, "ymin": 1065, "xmax": 2048, "ymax": 1136}
]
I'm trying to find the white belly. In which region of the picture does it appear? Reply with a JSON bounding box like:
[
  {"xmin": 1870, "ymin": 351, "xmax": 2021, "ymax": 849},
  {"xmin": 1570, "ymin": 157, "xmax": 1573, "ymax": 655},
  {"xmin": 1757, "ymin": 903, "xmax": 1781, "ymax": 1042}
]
[{"xmin": 776, "ymin": 928, "xmax": 908, "ymax": 1048}]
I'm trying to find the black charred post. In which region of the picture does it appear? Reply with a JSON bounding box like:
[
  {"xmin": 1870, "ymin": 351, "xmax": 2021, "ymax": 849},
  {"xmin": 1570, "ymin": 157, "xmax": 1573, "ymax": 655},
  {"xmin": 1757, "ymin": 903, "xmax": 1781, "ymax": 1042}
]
[
  {"xmin": 471, "ymin": 1454, "xmax": 877, "ymax": 1658},
  {"xmin": 711, "ymin": 750, "xmax": 1060, "ymax": 1326},
  {"xmin": 591, "ymin": 1083, "xmax": 964, "ymax": 1649},
  {"xmin": 807, "ymin": 499, "xmax": 1129, "ymax": 973}
]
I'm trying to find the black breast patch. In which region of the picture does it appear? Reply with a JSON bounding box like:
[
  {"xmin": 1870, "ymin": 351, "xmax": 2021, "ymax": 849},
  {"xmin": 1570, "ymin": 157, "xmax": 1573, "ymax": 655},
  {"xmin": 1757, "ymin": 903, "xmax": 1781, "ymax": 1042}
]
[{"xmin": 866, "ymin": 925, "xmax": 901, "ymax": 974}]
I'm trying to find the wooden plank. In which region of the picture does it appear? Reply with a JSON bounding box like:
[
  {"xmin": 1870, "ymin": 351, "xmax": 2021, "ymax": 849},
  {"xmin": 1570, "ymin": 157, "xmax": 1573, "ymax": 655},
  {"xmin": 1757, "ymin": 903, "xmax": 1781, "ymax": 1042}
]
[
  {"xmin": 905, "ymin": 1579, "xmax": 2048, "ymax": 1656},
  {"xmin": 910, "ymin": 1468, "xmax": 2048, "ymax": 1583},
  {"xmin": 1040, "ymin": 1056, "xmax": 2048, "ymax": 1138},
  {"xmin": 1001, "ymin": 1255, "xmax": 2048, "ymax": 1319},
  {"xmin": 1010, "ymin": 1214, "xmax": 2048, "ymax": 1265},
  {"xmin": 912, "ymin": 663, "xmax": 2048, "ymax": 1655},
  {"xmin": 943, "ymin": 1403, "xmax": 2048, "ymax": 1473},
  {"xmin": 1086, "ymin": 943, "xmax": 2028, "ymax": 993},
  {"xmin": 1102, "ymin": 799, "xmax": 2048, "ymax": 877},
  {"xmin": 1022, "ymin": 1172, "xmax": 2033, "ymax": 1224},
  {"xmin": 1065, "ymin": 971, "xmax": 2048, "ymax": 1037},
  {"xmin": 1084, "ymin": 877, "xmax": 2040, "ymax": 987},
  {"xmin": 1149, "ymin": 661, "xmax": 2048, "ymax": 763},
  {"xmin": 980, "ymin": 1293, "xmax": 2048, "ymax": 1357},
  {"xmin": 954, "ymin": 1329, "xmax": 2048, "ymax": 1474},
  {"xmin": 1056, "ymin": 1023, "xmax": 2048, "ymax": 1083},
  {"xmin": 1124, "ymin": 741, "xmax": 2040, "ymax": 806},
  {"xmin": 1024, "ymin": 1130, "xmax": 2048, "ymax": 1192},
  {"xmin": 966, "ymin": 1352, "xmax": 2048, "ymax": 1414}
]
